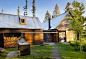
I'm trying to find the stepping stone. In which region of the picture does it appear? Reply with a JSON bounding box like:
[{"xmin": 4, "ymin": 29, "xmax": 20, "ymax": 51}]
[
  {"xmin": 61, "ymin": 42, "xmax": 70, "ymax": 44},
  {"xmin": 43, "ymin": 42, "xmax": 55, "ymax": 45},
  {"xmin": 7, "ymin": 51, "xmax": 18, "ymax": 58},
  {"xmin": 51, "ymin": 45, "xmax": 63, "ymax": 59},
  {"xmin": 0, "ymin": 47, "xmax": 5, "ymax": 52}
]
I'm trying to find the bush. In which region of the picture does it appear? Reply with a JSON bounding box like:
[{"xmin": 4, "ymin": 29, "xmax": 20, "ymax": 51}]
[
  {"xmin": 70, "ymin": 40, "xmax": 80, "ymax": 47},
  {"xmin": 83, "ymin": 44, "xmax": 86, "ymax": 52},
  {"xmin": 70, "ymin": 40, "xmax": 80, "ymax": 51},
  {"xmin": 75, "ymin": 40, "xmax": 80, "ymax": 47},
  {"xmin": 70, "ymin": 41, "xmax": 76, "ymax": 46},
  {"xmin": 74, "ymin": 46, "xmax": 80, "ymax": 51},
  {"xmin": 0, "ymin": 56, "xmax": 3, "ymax": 59}
]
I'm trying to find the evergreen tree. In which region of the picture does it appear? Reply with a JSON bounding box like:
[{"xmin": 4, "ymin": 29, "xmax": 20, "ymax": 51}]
[
  {"xmin": 53, "ymin": 4, "xmax": 60, "ymax": 17},
  {"xmin": 65, "ymin": 2, "xmax": 72, "ymax": 12},
  {"xmin": 66, "ymin": 0, "xmax": 85, "ymax": 52},
  {"xmin": 17, "ymin": 5, "xmax": 20, "ymax": 15},
  {"xmin": 1, "ymin": 7, "xmax": 4, "ymax": 13},
  {"xmin": 43, "ymin": 10, "xmax": 51, "ymax": 22},
  {"xmin": 32, "ymin": 0, "xmax": 36, "ymax": 17}
]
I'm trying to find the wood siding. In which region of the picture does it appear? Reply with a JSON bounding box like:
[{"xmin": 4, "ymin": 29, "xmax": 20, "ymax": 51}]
[
  {"xmin": 25, "ymin": 33, "xmax": 43, "ymax": 45},
  {"xmin": 25, "ymin": 33, "xmax": 34, "ymax": 45},
  {"xmin": 56, "ymin": 16, "xmax": 74, "ymax": 42},
  {"xmin": 0, "ymin": 28, "xmax": 43, "ymax": 48}
]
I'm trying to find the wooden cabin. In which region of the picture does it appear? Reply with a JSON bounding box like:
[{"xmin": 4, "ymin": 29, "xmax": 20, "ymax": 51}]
[
  {"xmin": 42, "ymin": 12, "xmax": 74, "ymax": 43},
  {"xmin": 0, "ymin": 13, "xmax": 43, "ymax": 48}
]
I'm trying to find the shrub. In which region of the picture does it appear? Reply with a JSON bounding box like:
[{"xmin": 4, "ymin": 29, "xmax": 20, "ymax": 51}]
[
  {"xmin": 81, "ymin": 38, "xmax": 86, "ymax": 46},
  {"xmin": 70, "ymin": 41, "xmax": 76, "ymax": 46},
  {"xmin": 75, "ymin": 40, "xmax": 80, "ymax": 47},
  {"xmin": 70, "ymin": 40, "xmax": 80, "ymax": 47},
  {"xmin": 0, "ymin": 56, "xmax": 3, "ymax": 59},
  {"xmin": 70, "ymin": 40, "xmax": 80, "ymax": 51},
  {"xmin": 83, "ymin": 44, "xmax": 86, "ymax": 52},
  {"xmin": 74, "ymin": 46, "xmax": 80, "ymax": 51}
]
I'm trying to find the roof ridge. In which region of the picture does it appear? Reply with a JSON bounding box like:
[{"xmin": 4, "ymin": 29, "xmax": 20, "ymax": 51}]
[
  {"xmin": 42, "ymin": 11, "xmax": 69, "ymax": 23},
  {"xmin": 0, "ymin": 13, "xmax": 38, "ymax": 18},
  {"xmin": 51, "ymin": 11, "xmax": 69, "ymax": 19}
]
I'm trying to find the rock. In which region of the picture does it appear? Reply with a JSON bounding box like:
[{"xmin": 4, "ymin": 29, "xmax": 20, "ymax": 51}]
[
  {"xmin": 40, "ymin": 44, "xmax": 45, "ymax": 46},
  {"xmin": 0, "ymin": 47, "xmax": 5, "ymax": 52},
  {"xmin": 7, "ymin": 51, "xmax": 18, "ymax": 58}
]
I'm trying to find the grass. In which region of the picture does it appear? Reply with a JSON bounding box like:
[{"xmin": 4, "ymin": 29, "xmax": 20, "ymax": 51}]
[
  {"xmin": 0, "ymin": 48, "xmax": 18, "ymax": 59},
  {"xmin": 56, "ymin": 43, "xmax": 86, "ymax": 59},
  {"xmin": 0, "ymin": 45, "xmax": 53, "ymax": 59}
]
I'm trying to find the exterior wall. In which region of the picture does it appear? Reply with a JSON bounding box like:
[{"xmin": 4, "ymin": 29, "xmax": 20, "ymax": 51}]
[
  {"xmin": 25, "ymin": 29, "xmax": 43, "ymax": 45},
  {"xmin": 44, "ymin": 33, "xmax": 57, "ymax": 42},
  {"xmin": 56, "ymin": 17, "xmax": 74, "ymax": 42},
  {"xmin": 34, "ymin": 29, "xmax": 43, "ymax": 45},
  {"xmin": 66, "ymin": 30, "xmax": 74, "ymax": 42},
  {"xmin": 25, "ymin": 33, "xmax": 43, "ymax": 45},
  {"xmin": 25, "ymin": 33, "xmax": 34, "ymax": 45},
  {"xmin": 0, "ymin": 29, "xmax": 43, "ymax": 48}
]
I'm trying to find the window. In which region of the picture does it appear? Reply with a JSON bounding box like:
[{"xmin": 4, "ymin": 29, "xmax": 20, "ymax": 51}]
[
  {"xmin": 21, "ymin": 19, "xmax": 24, "ymax": 23},
  {"xmin": 20, "ymin": 18, "xmax": 26, "ymax": 25}
]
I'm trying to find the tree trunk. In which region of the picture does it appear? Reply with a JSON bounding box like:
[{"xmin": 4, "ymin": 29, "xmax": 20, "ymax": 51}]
[
  {"xmin": 79, "ymin": 34, "xmax": 81, "ymax": 52},
  {"xmin": 77, "ymin": 34, "xmax": 79, "ymax": 40}
]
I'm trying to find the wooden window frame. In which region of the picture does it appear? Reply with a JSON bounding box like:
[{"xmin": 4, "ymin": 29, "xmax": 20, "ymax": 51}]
[{"xmin": 20, "ymin": 18, "xmax": 26, "ymax": 25}]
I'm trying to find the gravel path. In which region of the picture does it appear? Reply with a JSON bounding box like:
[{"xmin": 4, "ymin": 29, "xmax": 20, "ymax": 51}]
[
  {"xmin": 7, "ymin": 51, "xmax": 18, "ymax": 58},
  {"xmin": 51, "ymin": 44, "xmax": 64, "ymax": 59}
]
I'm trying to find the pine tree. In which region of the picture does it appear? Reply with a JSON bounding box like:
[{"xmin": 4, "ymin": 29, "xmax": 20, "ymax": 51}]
[
  {"xmin": 17, "ymin": 5, "xmax": 20, "ymax": 15},
  {"xmin": 53, "ymin": 4, "xmax": 60, "ymax": 17},
  {"xmin": 43, "ymin": 10, "xmax": 51, "ymax": 22},
  {"xmin": 32, "ymin": 0, "xmax": 36, "ymax": 17},
  {"xmin": 65, "ymin": 2, "xmax": 72, "ymax": 12},
  {"xmin": 23, "ymin": 0, "xmax": 28, "ymax": 16},
  {"xmin": 1, "ymin": 7, "xmax": 4, "ymax": 13}
]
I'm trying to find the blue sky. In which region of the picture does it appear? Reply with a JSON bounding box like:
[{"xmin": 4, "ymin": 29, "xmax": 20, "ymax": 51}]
[{"xmin": 0, "ymin": 0, "xmax": 86, "ymax": 23}]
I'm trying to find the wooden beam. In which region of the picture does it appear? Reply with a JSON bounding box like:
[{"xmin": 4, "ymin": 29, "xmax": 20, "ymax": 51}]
[{"xmin": 21, "ymin": 32, "xmax": 58, "ymax": 33}]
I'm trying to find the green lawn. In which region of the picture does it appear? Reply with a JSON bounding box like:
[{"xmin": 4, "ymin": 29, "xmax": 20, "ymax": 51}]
[
  {"xmin": 56, "ymin": 43, "xmax": 86, "ymax": 59},
  {"xmin": 0, "ymin": 45, "xmax": 53, "ymax": 59}
]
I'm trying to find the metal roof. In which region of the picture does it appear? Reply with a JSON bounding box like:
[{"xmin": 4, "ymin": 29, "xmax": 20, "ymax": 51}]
[
  {"xmin": 42, "ymin": 12, "xmax": 69, "ymax": 30},
  {"xmin": 0, "ymin": 13, "xmax": 43, "ymax": 29}
]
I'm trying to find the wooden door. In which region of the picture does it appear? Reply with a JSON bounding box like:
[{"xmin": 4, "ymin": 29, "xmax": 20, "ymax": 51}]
[
  {"xmin": 53, "ymin": 33, "xmax": 56, "ymax": 42},
  {"xmin": 25, "ymin": 33, "xmax": 34, "ymax": 45}
]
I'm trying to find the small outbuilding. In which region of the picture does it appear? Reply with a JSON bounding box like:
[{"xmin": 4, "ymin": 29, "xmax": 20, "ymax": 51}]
[{"xmin": 0, "ymin": 13, "xmax": 43, "ymax": 48}]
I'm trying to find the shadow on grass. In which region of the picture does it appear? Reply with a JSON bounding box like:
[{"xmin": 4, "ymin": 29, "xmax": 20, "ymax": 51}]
[
  {"xmin": 55, "ymin": 43, "xmax": 86, "ymax": 59},
  {"xmin": 0, "ymin": 45, "xmax": 54, "ymax": 59}
]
